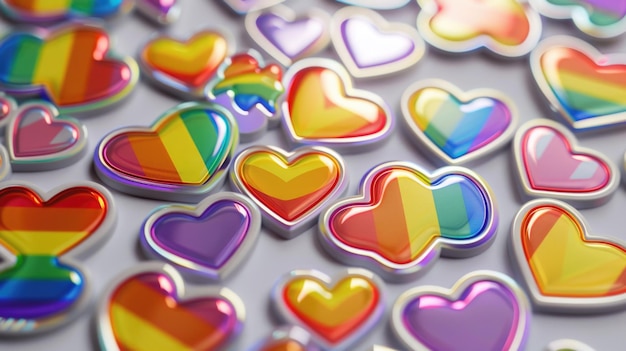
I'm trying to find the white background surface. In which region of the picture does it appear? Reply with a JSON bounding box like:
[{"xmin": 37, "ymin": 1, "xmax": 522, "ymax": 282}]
[{"xmin": 2, "ymin": 0, "xmax": 626, "ymax": 350}]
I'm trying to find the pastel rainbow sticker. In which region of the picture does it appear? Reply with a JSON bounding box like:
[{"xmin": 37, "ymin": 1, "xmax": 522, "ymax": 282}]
[
  {"xmin": 0, "ymin": 21, "xmax": 139, "ymax": 114},
  {"xmin": 530, "ymin": 36, "xmax": 626, "ymax": 131},
  {"xmin": 391, "ymin": 270, "xmax": 530, "ymax": 351},
  {"xmin": 513, "ymin": 119, "xmax": 619, "ymax": 209},
  {"xmin": 272, "ymin": 268, "xmax": 384, "ymax": 350},
  {"xmin": 512, "ymin": 198, "xmax": 626, "ymax": 313},
  {"xmin": 94, "ymin": 102, "xmax": 238, "ymax": 203},
  {"xmin": 0, "ymin": 0, "xmax": 133, "ymax": 23},
  {"xmin": 416, "ymin": 0, "xmax": 542, "ymax": 57},
  {"xmin": 281, "ymin": 58, "xmax": 393, "ymax": 152},
  {"xmin": 97, "ymin": 262, "xmax": 245, "ymax": 351},
  {"xmin": 0, "ymin": 182, "xmax": 115, "ymax": 334},
  {"xmin": 319, "ymin": 161, "xmax": 497, "ymax": 282},
  {"xmin": 401, "ymin": 79, "xmax": 518, "ymax": 165},
  {"xmin": 529, "ymin": 0, "xmax": 626, "ymax": 38},
  {"xmin": 230, "ymin": 145, "xmax": 348, "ymax": 239}
]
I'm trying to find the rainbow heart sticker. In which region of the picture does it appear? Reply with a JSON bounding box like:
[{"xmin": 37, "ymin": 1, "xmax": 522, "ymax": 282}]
[
  {"xmin": 97, "ymin": 262, "xmax": 245, "ymax": 351},
  {"xmin": 281, "ymin": 58, "xmax": 393, "ymax": 152},
  {"xmin": 272, "ymin": 268, "xmax": 384, "ymax": 350},
  {"xmin": 319, "ymin": 161, "xmax": 497, "ymax": 281},
  {"xmin": 0, "ymin": 0, "xmax": 133, "ymax": 23},
  {"xmin": 7, "ymin": 101, "xmax": 87, "ymax": 172},
  {"xmin": 513, "ymin": 119, "xmax": 619, "ymax": 208},
  {"xmin": 511, "ymin": 199, "xmax": 626, "ymax": 313},
  {"xmin": 94, "ymin": 102, "xmax": 238, "ymax": 202},
  {"xmin": 529, "ymin": 0, "xmax": 626, "ymax": 38},
  {"xmin": 141, "ymin": 192, "xmax": 262, "ymax": 281},
  {"xmin": 391, "ymin": 270, "xmax": 530, "ymax": 351},
  {"xmin": 402, "ymin": 79, "xmax": 518, "ymax": 166},
  {"xmin": 416, "ymin": 0, "xmax": 542, "ymax": 57},
  {"xmin": 0, "ymin": 21, "xmax": 138, "ymax": 115},
  {"xmin": 231, "ymin": 145, "xmax": 347, "ymax": 239},
  {"xmin": 531, "ymin": 36, "xmax": 626, "ymax": 131},
  {"xmin": 0, "ymin": 182, "xmax": 115, "ymax": 335},
  {"xmin": 139, "ymin": 30, "xmax": 231, "ymax": 99}
]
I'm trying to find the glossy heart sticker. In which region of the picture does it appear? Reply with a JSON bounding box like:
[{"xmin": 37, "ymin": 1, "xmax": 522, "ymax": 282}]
[
  {"xmin": 135, "ymin": 0, "xmax": 181, "ymax": 25},
  {"xmin": 209, "ymin": 50, "xmax": 284, "ymax": 142},
  {"xmin": 513, "ymin": 119, "xmax": 619, "ymax": 208},
  {"xmin": 530, "ymin": 36, "xmax": 626, "ymax": 131},
  {"xmin": 97, "ymin": 262, "xmax": 245, "ymax": 351},
  {"xmin": 0, "ymin": 21, "xmax": 138, "ymax": 115},
  {"xmin": 245, "ymin": 5, "xmax": 330, "ymax": 66},
  {"xmin": 222, "ymin": 0, "xmax": 285, "ymax": 14},
  {"xmin": 511, "ymin": 199, "xmax": 626, "ymax": 313},
  {"xmin": 272, "ymin": 268, "xmax": 384, "ymax": 351},
  {"xmin": 0, "ymin": 0, "xmax": 133, "ymax": 23},
  {"xmin": 231, "ymin": 145, "xmax": 348, "ymax": 239},
  {"xmin": 416, "ymin": 0, "xmax": 542, "ymax": 57},
  {"xmin": 0, "ymin": 182, "xmax": 115, "ymax": 335},
  {"xmin": 529, "ymin": 0, "xmax": 626, "ymax": 38},
  {"xmin": 391, "ymin": 271, "xmax": 530, "ymax": 351},
  {"xmin": 319, "ymin": 161, "xmax": 498, "ymax": 282},
  {"xmin": 94, "ymin": 102, "xmax": 238, "ymax": 202},
  {"xmin": 141, "ymin": 192, "xmax": 261, "ymax": 281},
  {"xmin": 281, "ymin": 58, "xmax": 393, "ymax": 152},
  {"xmin": 402, "ymin": 79, "xmax": 518, "ymax": 166},
  {"xmin": 139, "ymin": 30, "xmax": 231, "ymax": 99},
  {"xmin": 249, "ymin": 325, "xmax": 320, "ymax": 351},
  {"xmin": 331, "ymin": 6, "xmax": 425, "ymax": 78},
  {"xmin": 7, "ymin": 101, "xmax": 87, "ymax": 172},
  {"xmin": 546, "ymin": 339, "xmax": 595, "ymax": 351},
  {"xmin": 336, "ymin": 0, "xmax": 411, "ymax": 10}
]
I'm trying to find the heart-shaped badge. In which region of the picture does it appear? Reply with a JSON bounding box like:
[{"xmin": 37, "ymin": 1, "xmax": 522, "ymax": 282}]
[
  {"xmin": 141, "ymin": 192, "xmax": 261, "ymax": 281},
  {"xmin": 94, "ymin": 102, "xmax": 238, "ymax": 202},
  {"xmin": 402, "ymin": 79, "xmax": 518, "ymax": 166},
  {"xmin": 391, "ymin": 271, "xmax": 530, "ymax": 351},
  {"xmin": 512, "ymin": 198, "xmax": 626, "ymax": 313},
  {"xmin": 336, "ymin": 0, "xmax": 410, "ymax": 9},
  {"xmin": 139, "ymin": 30, "xmax": 231, "ymax": 99},
  {"xmin": 272, "ymin": 268, "xmax": 384, "ymax": 350},
  {"xmin": 416, "ymin": 0, "xmax": 542, "ymax": 57},
  {"xmin": 529, "ymin": 0, "xmax": 626, "ymax": 38},
  {"xmin": 209, "ymin": 50, "xmax": 284, "ymax": 142},
  {"xmin": 546, "ymin": 339, "xmax": 595, "ymax": 351},
  {"xmin": 319, "ymin": 161, "xmax": 497, "ymax": 282},
  {"xmin": 135, "ymin": 0, "xmax": 181, "ymax": 25},
  {"xmin": 249, "ymin": 325, "xmax": 319, "ymax": 351},
  {"xmin": 245, "ymin": 5, "xmax": 330, "ymax": 66},
  {"xmin": 231, "ymin": 145, "xmax": 347, "ymax": 239},
  {"xmin": 7, "ymin": 101, "xmax": 87, "ymax": 171},
  {"xmin": 0, "ymin": 0, "xmax": 133, "ymax": 22},
  {"xmin": 97, "ymin": 262, "xmax": 245, "ymax": 351},
  {"xmin": 331, "ymin": 6, "xmax": 425, "ymax": 77},
  {"xmin": 0, "ymin": 21, "xmax": 139, "ymax": 114},
  {"xmin": 222, "ymin": 0, "xmax": 285, "ymax": 14},
  {"xmin": 531, "ymin": 36, "xmax": 626, "ymax": 131},
  {"xmin": 512, "ymin": 119, "xmax": 619, "ymax": 208},
  {"xmin": 281, "ymin": 58, "xmax": 393, "ymax": 152},
  {"xmin": 0, "ymin": 182, "xmax": 115, "ymax": 335}
]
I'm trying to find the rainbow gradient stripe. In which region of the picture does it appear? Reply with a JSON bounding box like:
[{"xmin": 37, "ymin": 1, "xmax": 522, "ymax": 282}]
[
  {"xmin": 521, "ymin": 205, "xmax": 626, "ymax": 297},
  {"xmin": 0, "ymin": 23, "xmax": 138, "ymax": 113},
  {"xmin": 0, "ymin": 0, "xmax": 130, "ymax": 22},
  {"xmin": 547, "ymin": 0, "xmax": 626, "ymax": 26}
]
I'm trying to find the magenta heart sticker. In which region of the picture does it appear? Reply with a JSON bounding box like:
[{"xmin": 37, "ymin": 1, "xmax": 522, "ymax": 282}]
[
  {"xmin": 513, "ymin": 119, "xmax": 619, "ymax": 208},
  {"xmin": 7, "ymin": 101, "xmax": 87, "ymax": 171},
  {"xmin": 141, "ymin": 192, "xmax": 261, "ymax": 281},
  {"xmin": 392, "ymin": 271, "xmax": 530, "ymax": 351}
]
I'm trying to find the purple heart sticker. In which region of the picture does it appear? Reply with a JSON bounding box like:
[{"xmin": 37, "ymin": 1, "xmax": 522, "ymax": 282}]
[
  {"xmin": 392, "ymin": 271, "xmax": 530, "ymax": 351},
  {"xmin": 141, "ymin": 192, "xmax": 261, "ymax": 281}
]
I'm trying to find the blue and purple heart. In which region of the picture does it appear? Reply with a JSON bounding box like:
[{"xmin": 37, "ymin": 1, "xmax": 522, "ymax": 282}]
[
  {"xmin": 403, "ymin": 85, "xmax": 515, "ymax": 163},
  {"xmin": 141, "ymin": 195, "xmax": 261, "ymax": 280}
]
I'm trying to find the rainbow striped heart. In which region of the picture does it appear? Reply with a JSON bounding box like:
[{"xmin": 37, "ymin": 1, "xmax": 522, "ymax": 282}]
[
  {"xmin": 319, "ymin": 161, "xmax": 497, "ymax": 281},
  {"xmin": 94, "ymin": 102, "xmax": 238, "ymax": 202},
  {"xmin": 402, "ymin": 80, "xmax": 517, "ymax": 165},
  {"xmin": 0, "ymin": 0, "xmax": 133, "ymax": 22},
  {"xmin": 98, "ymin": 263, "xmax": 245, "ymax": 351},
  {"xmin": 531, "ymin": 36, "xmax": 626, "ymax": 131}
]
